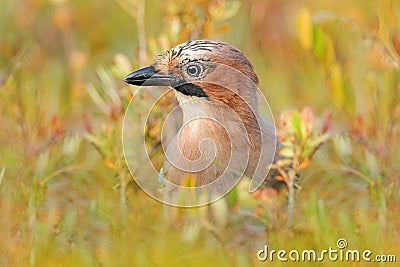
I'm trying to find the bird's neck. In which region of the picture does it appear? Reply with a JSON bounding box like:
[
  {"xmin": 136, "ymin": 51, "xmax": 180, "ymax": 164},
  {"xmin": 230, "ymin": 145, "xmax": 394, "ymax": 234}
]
[{"xmin": 174, "ymin": 91, "xmax": 262, "ymax": 147}]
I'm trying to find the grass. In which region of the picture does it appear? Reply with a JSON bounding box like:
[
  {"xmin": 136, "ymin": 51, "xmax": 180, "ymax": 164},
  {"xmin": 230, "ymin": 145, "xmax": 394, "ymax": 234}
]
[{"xmin": 0, "ymin": 0, "xmax": 399, "ymax": 266}]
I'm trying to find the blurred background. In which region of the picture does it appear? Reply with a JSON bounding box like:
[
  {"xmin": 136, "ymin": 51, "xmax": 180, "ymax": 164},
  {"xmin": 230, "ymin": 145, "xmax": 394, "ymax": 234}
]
[{"xmin": 0, "ymin": 0, "xmax": 399, "ymax": 266}]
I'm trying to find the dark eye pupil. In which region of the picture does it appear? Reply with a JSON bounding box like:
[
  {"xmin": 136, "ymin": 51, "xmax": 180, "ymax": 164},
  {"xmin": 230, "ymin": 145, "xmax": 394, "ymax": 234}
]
[{"xmin": 187, "ymin": 65, "xmax": 199, "ymax": 76}]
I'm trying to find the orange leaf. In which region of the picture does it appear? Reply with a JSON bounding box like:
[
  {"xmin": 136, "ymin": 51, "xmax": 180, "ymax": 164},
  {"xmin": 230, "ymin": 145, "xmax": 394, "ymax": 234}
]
[
  {"xmin": 104, "ymin": 159, "xmax": 115, "ymax": 170},
  {"xmin": 275, "ymin": 175, "xmax": 286, "ymax": 182},
  {"xmin": 299, "ymin": 158, "xmax": 311, "ymax": 170},
  {"xmin": 391, "ymin": 29, "xmax": 400, "ymax": 58}
]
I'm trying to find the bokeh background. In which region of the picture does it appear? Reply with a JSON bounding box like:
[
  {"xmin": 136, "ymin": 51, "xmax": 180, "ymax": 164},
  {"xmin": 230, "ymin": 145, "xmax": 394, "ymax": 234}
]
[{"xmin": 1, "ymin": 0, "xmax": 399, "ymax": 266}]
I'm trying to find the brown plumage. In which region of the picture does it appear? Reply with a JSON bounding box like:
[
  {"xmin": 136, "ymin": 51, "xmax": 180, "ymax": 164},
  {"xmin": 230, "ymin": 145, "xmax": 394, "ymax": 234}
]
[{"xmin": 124, "ymin": 40, "xmax": 284, "ymax": 200}]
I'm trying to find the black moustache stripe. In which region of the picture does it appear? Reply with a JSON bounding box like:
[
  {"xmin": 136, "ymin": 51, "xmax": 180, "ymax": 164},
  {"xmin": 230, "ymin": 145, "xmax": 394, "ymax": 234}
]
[{"xmin": 173, "ymin": 83, "xmax": 208, "ymax": 98}]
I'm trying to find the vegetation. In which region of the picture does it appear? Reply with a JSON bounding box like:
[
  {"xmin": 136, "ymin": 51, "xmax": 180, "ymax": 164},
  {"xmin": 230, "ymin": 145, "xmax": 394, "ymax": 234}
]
[{"xmin": 0, "ymin": 0, "xmax": 399, "ymax": 266}]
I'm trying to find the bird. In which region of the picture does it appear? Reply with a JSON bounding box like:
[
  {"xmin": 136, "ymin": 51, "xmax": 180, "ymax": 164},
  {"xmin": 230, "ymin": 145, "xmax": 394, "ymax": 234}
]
[{"xmin": 124, "ymin": 40, "xmax": 286, "ymax": 204}]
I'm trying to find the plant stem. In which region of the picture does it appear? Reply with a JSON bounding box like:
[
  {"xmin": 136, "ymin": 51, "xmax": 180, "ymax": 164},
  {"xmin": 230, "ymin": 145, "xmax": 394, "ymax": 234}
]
[
  {"xmin": 136, "ymin": 0, "xmax": 147, "ymax": 66},
  {"xmin": 287, "ymin": 169, "xmax": 295, "ymax": 228},
  {"xmin": 120, "ymin": 173, "xmax": 128, "ymax": 227},
  {"xmin": 287, "ymin": 156, "xmax": 300, "ymax": 228},
  {"xmin": 114, "ymin": 0, "xmax": 147, "ymax": 66}
]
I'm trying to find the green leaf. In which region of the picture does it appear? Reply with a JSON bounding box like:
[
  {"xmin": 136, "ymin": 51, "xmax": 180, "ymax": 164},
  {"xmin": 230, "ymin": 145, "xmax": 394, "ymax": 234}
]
[
  {"xmin": 279, "ymin": 147, "xmax": 294, "ymax": 158},
  {"xmin": 290, "ymin": 111, "xmax": 303, "ymax": 139},
  {"xmin": 312, "ymin": 25, "xmax": 326, "ymax": 59}
]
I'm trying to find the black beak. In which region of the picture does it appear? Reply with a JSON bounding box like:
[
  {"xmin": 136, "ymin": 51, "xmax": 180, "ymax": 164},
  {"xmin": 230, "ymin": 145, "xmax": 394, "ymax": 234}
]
[{"xmin": 124, "ymin": 66, "xmax": 174, "ymax": 86}]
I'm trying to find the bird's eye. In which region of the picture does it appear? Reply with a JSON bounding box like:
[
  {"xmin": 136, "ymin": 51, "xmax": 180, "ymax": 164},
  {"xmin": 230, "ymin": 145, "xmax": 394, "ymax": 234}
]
[{"xmin": 186, "ymin": 64, "xmax": 202, "ymax": 77}]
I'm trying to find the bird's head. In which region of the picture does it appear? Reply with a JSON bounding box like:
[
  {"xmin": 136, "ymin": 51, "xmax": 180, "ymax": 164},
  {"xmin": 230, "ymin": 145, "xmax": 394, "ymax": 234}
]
[{"xmin": 124, "ymin": 40, "xmax": 260, "ymax": 108}]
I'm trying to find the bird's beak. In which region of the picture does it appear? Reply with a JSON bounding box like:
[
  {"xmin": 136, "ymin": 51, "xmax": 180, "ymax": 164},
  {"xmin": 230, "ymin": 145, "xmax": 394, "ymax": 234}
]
[{"xmin": 124, "ymin": 66, "xmax": 174, "ymax": 86}]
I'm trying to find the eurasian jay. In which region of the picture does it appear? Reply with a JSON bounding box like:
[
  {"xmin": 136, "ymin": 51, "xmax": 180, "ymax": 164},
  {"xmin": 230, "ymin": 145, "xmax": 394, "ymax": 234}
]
[{"xmin": 124, "ymin": 40, "xmax": 285, "ymax": 202}]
